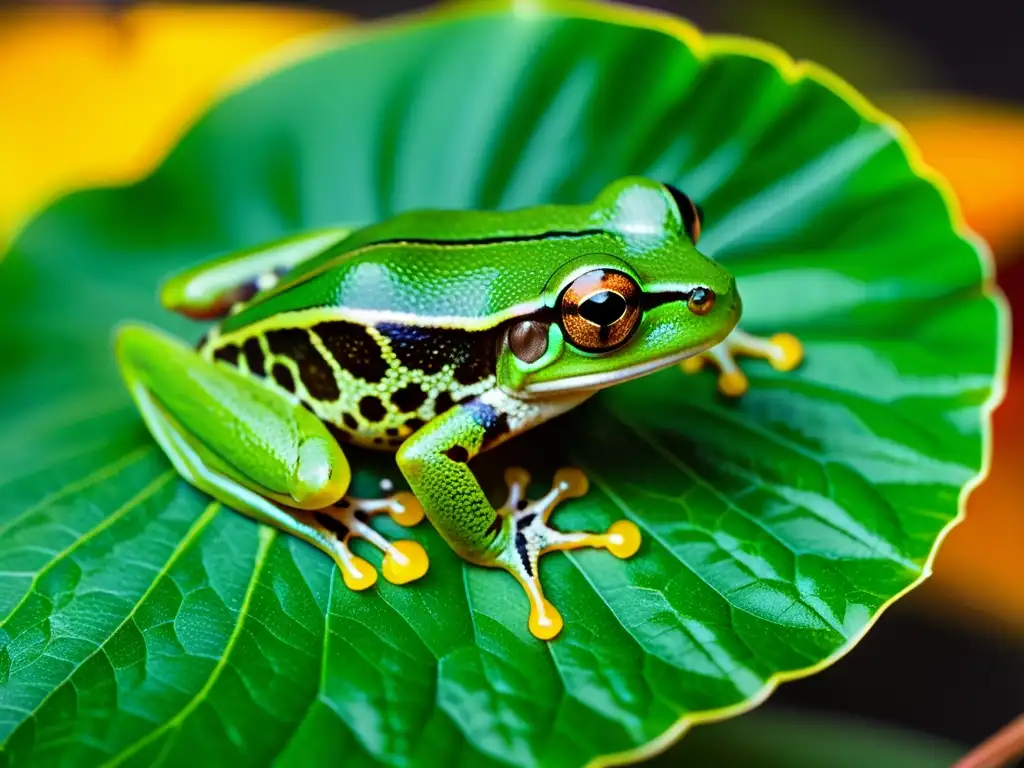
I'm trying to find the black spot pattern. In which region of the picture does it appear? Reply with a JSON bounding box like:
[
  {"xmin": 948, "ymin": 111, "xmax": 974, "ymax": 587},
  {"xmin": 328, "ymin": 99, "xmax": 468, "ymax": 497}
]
[
  {"xmin": 434, "ymin": 392, "xmax": 455, "ymax": 415},
  {"xmin": 386, "ymin": 427, "xmax": 400, "ymax": 437},
  {"xmin": 391, "ymin": 383, "xmax": 427, "ymax": 413},
  {"xmin": 243, "ymin": 337, "xmax": 266, "ymax": 377},
  {"xmin": 314, "ymin": 512, "xmax": 348, "ymax": 539},
  {"xmin": 405, "ymin": 417, "xmax": 425, "ymax": 433},
  {"xmin": 271, "ymin": 363, "xmax": 295, "ymax": 393},
  {"xmin": 517, "ymin": 512, "xmax": 536, "ymax": 527},
  {"xmin": 213, "ymin": 344, "xmax": 241, "ymax": 366},
  {"xmin": 342, "ymin": 412, "xmax": 359, "ymax": 430},
  {"xmin": 515, "ymin": 530, "xmax": 532, "ymax": 576},
  {"xmin": 359, "ymin": 396, "xmax": 387, "ymax": 422},
  {"xmin": 315, "ymin": 320, "xmax": 389, "ymax": 384},
  {"xmin": 265, "ymin": 327, "xmax": 340, "ymax": 401},
  {"xmin": 377, "ymin": 323, "xmax": 497, "ymax": 381},
  {"xmin": 445, "ymin": 445, "xmax": 469, "ymax": 463},
  {"xmin": 454, "ymin": 342, "xmax": 496, "ymax": 385}
]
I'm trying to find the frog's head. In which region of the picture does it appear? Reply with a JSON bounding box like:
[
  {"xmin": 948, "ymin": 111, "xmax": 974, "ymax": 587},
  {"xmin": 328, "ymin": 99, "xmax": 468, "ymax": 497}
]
[{"xmin": 497, "ymin": 177, "xmax": 740, "ymax": 398}]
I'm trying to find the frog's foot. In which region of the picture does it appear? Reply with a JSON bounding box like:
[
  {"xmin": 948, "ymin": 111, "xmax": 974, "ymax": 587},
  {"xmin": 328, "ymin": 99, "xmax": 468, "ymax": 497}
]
[
  {"xmin": 309, "ymin": 491, "xmax": 428, "ymax": 591},
  {"xmin": 681, "ymin": 328, "xmax": 803, "ymax": 397},
  {"xmin": 491, "ymin": 467, "xmax": 641, "ymax": 641}
]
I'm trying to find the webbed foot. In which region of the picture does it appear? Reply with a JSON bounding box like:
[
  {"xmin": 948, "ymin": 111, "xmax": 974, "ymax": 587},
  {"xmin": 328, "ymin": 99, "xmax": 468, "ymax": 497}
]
[
  {"xmin": 306, "ymin": 492, "xmax": 428, "ymax": 591},
  {"xmin": 491, "ymin": 467, "xmax": 641, "ymax": 640},
  {"xmin": 681, "ymin": 328, "xmax": 803, "ymax": 396}
]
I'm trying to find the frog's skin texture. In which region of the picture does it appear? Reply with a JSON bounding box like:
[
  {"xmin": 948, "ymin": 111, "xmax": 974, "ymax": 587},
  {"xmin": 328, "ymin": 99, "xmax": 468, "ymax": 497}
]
[{"xmin": 116, "ymin": 177, "xmax": 802, "ymax": 640}]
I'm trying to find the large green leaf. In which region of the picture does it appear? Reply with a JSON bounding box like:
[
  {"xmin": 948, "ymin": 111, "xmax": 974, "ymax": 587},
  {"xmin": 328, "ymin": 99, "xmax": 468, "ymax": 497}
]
[{"xmin": 0, "ymin": 1, "xmax": 1006, "ymax": 766}]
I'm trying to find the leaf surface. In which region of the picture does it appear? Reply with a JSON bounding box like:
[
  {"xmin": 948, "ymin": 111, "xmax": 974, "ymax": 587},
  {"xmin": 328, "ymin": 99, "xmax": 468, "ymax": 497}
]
[{"xmin": 0, "ymin": 2, "xmax": 1005, "ymax": 766}]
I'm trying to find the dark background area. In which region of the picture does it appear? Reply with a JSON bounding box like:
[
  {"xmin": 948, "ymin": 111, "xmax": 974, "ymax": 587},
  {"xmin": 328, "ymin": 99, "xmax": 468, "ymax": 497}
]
[{"xmin": 318, "ymin": 0, "xmax": 1023, "ymax": 102}]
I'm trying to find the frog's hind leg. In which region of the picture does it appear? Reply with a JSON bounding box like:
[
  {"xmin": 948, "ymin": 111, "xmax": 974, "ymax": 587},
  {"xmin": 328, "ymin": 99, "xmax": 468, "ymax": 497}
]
[
  {"xmin": 682, "ymin": 327, "xmax": 803, "ymax": 397},
  {"xmin": 161, "ymin": 227, "xmax": 350, "ymax": 319},
  {"xmin": 115, "ymin": 322, "xmax": 428, "ymax": 591}
]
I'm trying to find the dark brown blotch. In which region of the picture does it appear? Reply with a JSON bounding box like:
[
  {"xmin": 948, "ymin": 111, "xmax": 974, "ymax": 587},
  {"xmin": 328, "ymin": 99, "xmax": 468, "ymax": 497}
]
[
  {"xmin": 314, "ymin": 511, "xmax": 349, "ymax": 540},
  {"xmin": 444, "ymin": 445, "xmax": 469, "ymax": 463},
  {"xmin": 359, "ymin": 396, "xmax": 387, "ymax": 422},
  {"xmin": 434, "ymin": 391, "xmax": 455, "ymax": 415},
  {"xmin": 391, "ymin": 383, "xmax": 427, "ymax": 413},
  {"xmin": 315, "ymin": 320, "xmax": 389, "ymax": 384},
  {"xmin": 213, "ymin": 344, "xmax": 241, "ymax": 367},
  {"xmin": 265, "ymin": 327, "xmax": 340, "ymax": 401},
  {"xmin": 342, "ymin": 412, "xmax": 359, "ymax": 430},
  {"xmin": 271, "ymin": 363, "xmax": 295, "ymax": 393},
  {"xmin": 243, "ymin": 337, "xmax": 266, "ymax": 377}
]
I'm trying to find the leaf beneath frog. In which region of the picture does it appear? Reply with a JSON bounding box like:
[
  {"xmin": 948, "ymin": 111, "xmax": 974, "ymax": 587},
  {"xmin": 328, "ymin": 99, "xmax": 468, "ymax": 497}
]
[{"xmin": 0, "ymin": 2, "xmax": 1004, "ymax": 767}]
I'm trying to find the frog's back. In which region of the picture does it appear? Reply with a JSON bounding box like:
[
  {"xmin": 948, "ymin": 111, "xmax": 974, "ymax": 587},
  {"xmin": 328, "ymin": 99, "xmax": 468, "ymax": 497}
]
[{"xmin": 219, "ymin": 201, "xmax": 623, "ymax": 334}]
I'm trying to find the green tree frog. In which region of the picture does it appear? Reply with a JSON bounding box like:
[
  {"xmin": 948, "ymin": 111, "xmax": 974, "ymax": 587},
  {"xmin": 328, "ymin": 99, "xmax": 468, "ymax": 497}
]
[{"xmin": 116, "ymin": 177, "xmax": 801, "ymax": 640}]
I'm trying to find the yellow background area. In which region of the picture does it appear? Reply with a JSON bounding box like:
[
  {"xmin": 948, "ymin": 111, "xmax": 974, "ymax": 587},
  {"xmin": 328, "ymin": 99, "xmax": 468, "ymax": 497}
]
[
  {"xmin": 2, "ymin": 3, "xmax": 1020, "ymax": 635},
  {"xmin": 0, "ymin": 3, "xmax": 343, "ymax": 248}
]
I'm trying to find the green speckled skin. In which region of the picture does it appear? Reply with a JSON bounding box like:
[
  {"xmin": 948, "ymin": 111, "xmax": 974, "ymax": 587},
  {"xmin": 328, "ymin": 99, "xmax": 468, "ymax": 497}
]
[
  {"xmin": 117, "ymin": 177, "xmax": 747, "ymax": 638},
  {"xmin": 221, "ymin": 176, "xmax": 735, "ymax": 328}
]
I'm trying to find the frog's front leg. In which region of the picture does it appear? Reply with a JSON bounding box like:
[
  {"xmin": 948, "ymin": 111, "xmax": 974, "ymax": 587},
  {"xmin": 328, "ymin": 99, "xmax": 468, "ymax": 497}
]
[
  {"xmin": 397, "ymin": 394, "xmax": 641, "ymax": 641},
  {"xmin": 682, "ymin": 328, "xmax": 804, "ymax": 396},
  {"xmin": 115, "ymin": 323, "xmax": 427, "ymax": 590}
]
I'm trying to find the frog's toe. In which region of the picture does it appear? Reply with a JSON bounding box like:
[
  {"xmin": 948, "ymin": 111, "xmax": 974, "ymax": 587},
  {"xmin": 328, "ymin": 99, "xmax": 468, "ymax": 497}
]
[
  {"xmin": 766, "ymin": 332, "xmax": 804, "ymax": 371},
  {"xmin": 717, "ymin": 369, "xmax": 749, "ymax": 398},
  {"xmin": 679, "ymin": 355, "xmax": 705, "ymax": 375},
  {"xmin": 382, "ymin": 539, "xmax": 429, "ymax": 584},
  {"xmin": 681, "ymin": 327, "xmax": 803, "ymax": 397},
  {"xmin": 313, "ymin": 494, "xmax": 429, "ymax": 589},
  {"xmin": 492, "ymin": 467, "xmax": 642, "ymax": 641}
]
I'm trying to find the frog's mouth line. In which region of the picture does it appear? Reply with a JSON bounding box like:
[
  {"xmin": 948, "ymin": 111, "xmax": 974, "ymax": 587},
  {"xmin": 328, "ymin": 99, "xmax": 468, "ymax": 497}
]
[{"xmin": 519, "ymin": 337, "xmax": 721, "ymax": 398}]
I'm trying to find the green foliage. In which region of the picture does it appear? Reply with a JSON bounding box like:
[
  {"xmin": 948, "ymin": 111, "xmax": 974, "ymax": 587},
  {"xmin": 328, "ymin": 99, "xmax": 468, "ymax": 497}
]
[{"xmin": 0, "ymin": 2, "xmax": 1004, "ymax": 766}]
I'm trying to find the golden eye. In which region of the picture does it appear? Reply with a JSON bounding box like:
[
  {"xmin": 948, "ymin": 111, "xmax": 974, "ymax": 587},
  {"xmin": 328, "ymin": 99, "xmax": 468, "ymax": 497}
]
[
  {"xmin": 560, "ymin": 269, "xmax": 642, "ymax": 351},
  {"xmin": 687, "ymin": 286, "xmax": 715, "ymax": 316}
]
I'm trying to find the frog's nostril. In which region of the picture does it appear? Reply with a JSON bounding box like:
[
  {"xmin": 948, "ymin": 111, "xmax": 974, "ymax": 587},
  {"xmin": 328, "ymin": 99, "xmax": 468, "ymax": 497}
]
[{"xmin": 687, "ymin": 286, "xmax": 715, "ymax": 316}]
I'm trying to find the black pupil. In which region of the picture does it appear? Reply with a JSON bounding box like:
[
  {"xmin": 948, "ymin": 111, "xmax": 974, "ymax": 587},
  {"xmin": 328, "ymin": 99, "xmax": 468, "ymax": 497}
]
[{"xmin": 579, "ymin": 291, "xmax": 627, "ymax": 326}]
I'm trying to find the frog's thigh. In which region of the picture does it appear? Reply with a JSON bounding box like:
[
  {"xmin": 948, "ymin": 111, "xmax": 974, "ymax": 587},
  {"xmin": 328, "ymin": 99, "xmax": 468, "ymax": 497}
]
[
  {"xmin": 160, "ymin": 227, "xmax": 350, "ymax": 319},
  {"xmin": 681, "ymin": 327, "xmax": 803, "ymax": 396},
  {"xmin": 115, "ymin": 322, "xmax": 426, "ymax": 590}
]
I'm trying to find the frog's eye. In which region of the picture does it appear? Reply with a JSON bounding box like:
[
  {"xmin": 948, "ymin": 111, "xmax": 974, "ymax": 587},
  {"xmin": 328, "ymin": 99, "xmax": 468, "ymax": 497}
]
[
  {"xmin": 560, "ymin": 269, "xmax": 642, "ymax": 352},
  {"xmin": 662, "ymin": 182, "xmax": 703, "ymax": 244}
]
